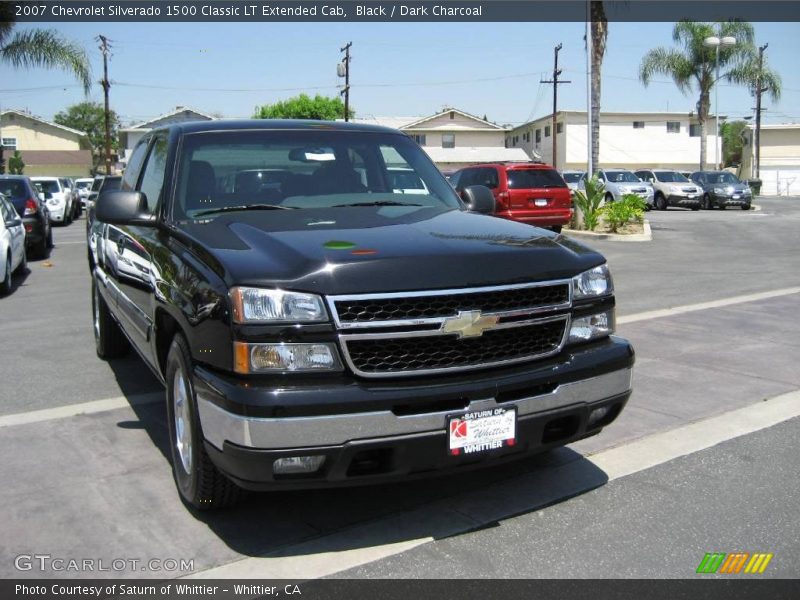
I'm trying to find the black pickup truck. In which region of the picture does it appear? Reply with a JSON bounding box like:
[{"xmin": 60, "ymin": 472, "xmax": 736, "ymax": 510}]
[{"xmin": 88, "ymin": 120, "xmax": 634, "ymax": 509}]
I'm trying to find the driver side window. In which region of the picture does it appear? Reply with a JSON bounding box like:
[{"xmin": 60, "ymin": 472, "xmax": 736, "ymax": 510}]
[{"xmin": 138, "ymin": 137, "xmax": 168, "ymax": 215}]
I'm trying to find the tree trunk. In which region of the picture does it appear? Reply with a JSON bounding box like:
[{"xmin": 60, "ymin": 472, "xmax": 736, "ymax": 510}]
[
  {"xmin": 697, "ymin": 90, "xmax": 710, "ymax": 171},
  {"xmin": 590, "ymin": 2, "xmax": 607, "ymax": 176}
]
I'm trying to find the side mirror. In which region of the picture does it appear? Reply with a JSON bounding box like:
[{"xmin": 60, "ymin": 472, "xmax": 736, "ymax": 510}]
[
  {"xmin": 5, "ymin": 218, "xmax": 21, "ymax": 228},
  {"xmin": 96, "ymin": 191, "xmax": 156, "ymax": 226},
  {"xmin": 462, "ymin": 185, "xmax": 496, "ymax": 215}
]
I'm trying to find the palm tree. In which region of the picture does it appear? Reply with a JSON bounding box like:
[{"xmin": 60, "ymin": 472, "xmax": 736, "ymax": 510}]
[
  {"xmin": 639, "ymin": 21, "xmax": 781, "ymax": 170},
  {"xmin": 589, "ymin": 1, "xmax": 608, "ymax": 176},
  {"xmin": 0, "ymin": 6, "xmax": 92, "ymax": 170}
]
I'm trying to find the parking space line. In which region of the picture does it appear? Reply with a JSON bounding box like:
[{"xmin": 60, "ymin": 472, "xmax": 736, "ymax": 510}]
[
  {"xmin": 184, "ymin": 388, "xmax": 800, "ymax": 580},
  {"xmin": 618, "ymin": 287, "xmax": 800, "ymax": 325},
  {"xmin": 0, "ymin": 392, "xmax": 162, "ymax": 428}
]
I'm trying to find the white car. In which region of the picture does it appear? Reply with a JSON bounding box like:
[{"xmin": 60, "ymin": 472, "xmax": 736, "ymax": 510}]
[
  {"xmin": 30, "ymin": 177, "xmax": 74, "ymax": 225},
  {"xmin": 75, "ymin": 178, "xmax": 94, "ymax": 207},
  {"xmin": 0, "ymin": 194, "xmax": 26, "ymax": 295}
]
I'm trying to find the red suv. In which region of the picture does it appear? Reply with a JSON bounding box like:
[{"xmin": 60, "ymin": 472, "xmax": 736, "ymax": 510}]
[{"xmin": 451, "ymin": 162, "xmax": 572, "ymax": 232}]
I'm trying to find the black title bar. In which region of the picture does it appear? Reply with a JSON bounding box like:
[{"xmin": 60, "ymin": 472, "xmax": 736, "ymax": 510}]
[{"xmin": 9, "ymin": 1, "xmax": 800, "ymax": 22}]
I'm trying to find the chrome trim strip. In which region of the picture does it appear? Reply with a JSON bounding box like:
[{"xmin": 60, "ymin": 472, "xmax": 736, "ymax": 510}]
[
  {"xmin": 326, "ymin": 279, "xmax": 573, "ymax": 330},
  {"xmin": 197, "ymin": 367, "xmax": 633, "ymax": 450},
  {"xmin": 338, "ymin": 314, "xmax": 570, "ymax": 379}
]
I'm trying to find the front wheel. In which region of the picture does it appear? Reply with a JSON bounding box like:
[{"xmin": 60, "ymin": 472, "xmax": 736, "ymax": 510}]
[
  {"xmin": 550, "ymin": 225, "xmax": 562, "ymax": 234},
  {"xmin": 604, "ymin": 193, "xmax": 614, "ymax": 204},
  {"xmin": 0, "ymin": 255, "xmax": 11, "ymax": 295},
  {"xmin": 741, "ymin": 204, "xmax": 751, "ymax": 211},
  {"xmin": 655, "ymin": 194, "xmax": 667, "ymax": 211},
  {"xmin": 703, "ymin": 194, "xmax": 712, "ymax": 210},
  {"xmin": 166, "ymin": 334, "xmax": 241, "ymax": 510}
]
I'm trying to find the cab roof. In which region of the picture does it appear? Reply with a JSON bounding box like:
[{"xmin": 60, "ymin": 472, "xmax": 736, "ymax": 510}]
[{"xmin": 153, "ymin": 119, "xmax": 403, "ymax": 136}]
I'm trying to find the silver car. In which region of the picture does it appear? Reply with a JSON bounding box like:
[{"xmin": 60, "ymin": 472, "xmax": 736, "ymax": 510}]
[
  {"xmin": 581, "ymin": 169, "xmax": 654, "ymax": 207},
  {"xmin": 634, "ymin": 169, "xmax": 701, "ymax": 211}
]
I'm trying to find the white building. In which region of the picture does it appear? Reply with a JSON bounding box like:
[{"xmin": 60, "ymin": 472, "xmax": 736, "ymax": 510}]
[
  {"xmin": 740, "ymin": 123, "xmax": 800, "ymax": 196},
  {"xmin": 508, "ymin": 110, "xmax": 720, "ymax": 172},
  {"xmin": 118, "ymin": 106, "xmax": 216, "ymax": 165},
  {"xmin": 353, "ymin": 108, "xmax": 531, "ymax": 170}
]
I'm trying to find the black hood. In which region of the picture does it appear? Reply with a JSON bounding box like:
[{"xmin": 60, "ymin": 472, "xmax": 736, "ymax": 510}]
[{"xmin": 176, "ymin": 206, "xmax": 605, "ymax": 295}]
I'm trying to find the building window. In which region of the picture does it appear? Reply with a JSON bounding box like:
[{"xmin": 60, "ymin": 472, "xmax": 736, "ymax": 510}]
[
  {"xmin": 535, "ymin": 129, "xmax": 541, "ymax": 143},
  {"xmin": 544, "ymin": 126, "xmax": 551, "ymax": 138},
  {"xmin": 410, "ymin": 134, "xmax": 426, "ymax": 145},
  {"xmin": 449, "ymin": 111, "xmax": 455, "ymax": 120},
  {"xmin": 689, "ymin": 124, "xmax": 701, "ymax": 137},
  {"xmin": 556, "ymin": 122, "xmax": 563, "ymax": 134},
  {"xmin": 1, "ymin": 137, "xmax": 17, "ymax": 150},
  {"xmin": 633, "ymin": 121, "xmax": 645, "ymax": 129},
  {"xmin": 442, "ymin": 133, "xmax": 455, "ymax": 148},
  {"xmin": 666, "ymin": 121, "xmax": 681, "ymax": 134}
]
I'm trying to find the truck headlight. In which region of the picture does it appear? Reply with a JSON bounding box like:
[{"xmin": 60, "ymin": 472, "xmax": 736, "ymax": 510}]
[
  {"xmin": 230, "ymin": 287, "xmax": 327, "ymax": 323},
  {"xmin": 569, "ymin": 309, "xmax": 615, "ymax": 343},
  {"xmin": 234, "ymin": 342, "xmax": 343, "ymax": 374},
  {"xmin": 572, "ymin": 264, "xmax": 613, "ymax": 300}
]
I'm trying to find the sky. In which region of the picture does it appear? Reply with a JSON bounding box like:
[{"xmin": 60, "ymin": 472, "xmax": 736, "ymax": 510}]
[{"xmin": 1, "ymin": 20, "xmax": 798, "ymax": 128}]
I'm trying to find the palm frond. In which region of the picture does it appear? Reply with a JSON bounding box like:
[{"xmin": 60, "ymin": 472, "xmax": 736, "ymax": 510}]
[
  {"xmin": 726, "ymin": 60, "xmax": 782, "ymax": 102},
  {"xmin": 0, "ymin": 29, "xmax": 91, "ymax": 93},
  {"xmin": 640, "ymin": 48, "xmax": 696, "ymax": 94}
]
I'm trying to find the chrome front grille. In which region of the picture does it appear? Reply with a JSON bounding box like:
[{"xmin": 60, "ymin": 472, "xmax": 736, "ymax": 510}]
[{"xmin": 328, "ymin": 281, "xmax": 572, "ymax": 378}]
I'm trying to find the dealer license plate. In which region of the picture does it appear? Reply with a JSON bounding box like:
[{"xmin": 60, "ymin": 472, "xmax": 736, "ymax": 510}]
[
  {"xmin": 448, "ymin": 407, "xmax": 517, "ymax": 456},
  {"xmin": 687, "ymin": 194, "xmax": 696, "ymax": 199},
  {"xmin": 533, "ymin": 198, "xmax": 549, "ymax": 206},
  {"xmin": 732, "ymin": 194, "xmax": 741, "ymax": 200}
]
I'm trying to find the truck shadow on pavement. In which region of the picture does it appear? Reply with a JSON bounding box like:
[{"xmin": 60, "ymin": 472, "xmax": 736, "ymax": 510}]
[{"xmin": 106, "ymin": 360, "xmax": 609, "ymax": 563}]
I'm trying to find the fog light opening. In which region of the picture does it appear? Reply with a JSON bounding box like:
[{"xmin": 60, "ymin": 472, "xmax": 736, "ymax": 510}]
[
  {"xmin": 588, "ymin": 403, "xmax": 622, "ymax": 429},
  {"xmin": 273, "ymin": 455, "xmax": 326, "ymax": 475}
]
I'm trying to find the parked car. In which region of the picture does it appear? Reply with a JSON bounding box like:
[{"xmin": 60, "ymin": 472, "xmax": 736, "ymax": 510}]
[
  {"xmin": 75, "ymin": 177, "xmax": 94, "ymax": 207},
  {"xmin": 689, "ymin": 171, "xmax": 752, "ymax": 210},
  {"xmin": 30, "ymin": 177, "xmax": 74, "ymax": 225},
  {"xmin": 450, "ymin": 162, "xmax": 572, "ymax": 232},
  {"xmin": 89, "ymin": 120, "xmax": 634, "ymax": 509},
  {"xmin": 0, "ymin": 194, "xmax": 27, "ymax": 294},
  {"xmin": 586, "ymin": 169, "xmax": 655, "ymax": 207},
  {"xmin": 0, "ymin": 175, "xmax": 52, "ymax": 259},
  {"xmin": 60, "ymin": 177, "xmax": 82, "ymax": 219},
  {"xmin": 560, "ymin": 170, "xmax": 585, "ymax": 193},
  {"xmin": 633, "ymin": 169, "xmax": 701, "ymax": 211}
]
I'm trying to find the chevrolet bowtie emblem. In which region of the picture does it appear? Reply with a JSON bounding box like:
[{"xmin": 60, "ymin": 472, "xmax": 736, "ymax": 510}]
[{"xmin": 441, "ymin": 310, "xmax": 500, "ymax": 338}]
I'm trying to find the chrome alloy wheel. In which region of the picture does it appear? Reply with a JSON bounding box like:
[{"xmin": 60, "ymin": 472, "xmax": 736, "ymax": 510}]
[{"xmin": 173, "ymin": 364, "xmax": 193, "ymax": 474}]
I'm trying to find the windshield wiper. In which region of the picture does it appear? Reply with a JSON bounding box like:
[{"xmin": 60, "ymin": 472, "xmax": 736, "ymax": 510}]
[
  {"xmin": 332, "ymin": 201, "xmax": 423, "ymax": 208},
  {"xmin": 193, "ymin": 204, "xmax": 296, "ymax": 217}
]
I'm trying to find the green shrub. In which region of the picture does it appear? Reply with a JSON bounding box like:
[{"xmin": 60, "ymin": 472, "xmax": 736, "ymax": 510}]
[
  {"xmin": 572, "ymin": 176, "xmax": 604, "ymax": 231},
  {"xmin": 603, "ymin": 194, "xmax": 646, "ymax": 232}
]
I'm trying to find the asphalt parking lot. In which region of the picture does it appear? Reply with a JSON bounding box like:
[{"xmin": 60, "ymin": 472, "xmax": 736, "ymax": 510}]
[{"xmin": 0, "ymin": 197, "xmax": 798, "ymax": 579}]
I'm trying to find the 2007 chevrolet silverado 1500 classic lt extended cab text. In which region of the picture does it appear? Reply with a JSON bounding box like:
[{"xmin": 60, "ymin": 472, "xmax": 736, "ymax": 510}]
[{"xmin": 88, "ymin": 120, "xmax": 634, "ymax": 509}]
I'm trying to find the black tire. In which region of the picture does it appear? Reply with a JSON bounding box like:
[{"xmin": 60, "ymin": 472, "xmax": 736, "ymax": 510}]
[
  {"xmin": 46, "ymin": 224, "xmax": 54, "ymax": 248},
  {"xmin": 64, "ymin": 205, "xmax": 72, "ymax": 225},
  {"xmin": 655, "ymin": 194, "xmax": 668, "ymax": 211},
  {"xmin": 33, "ymin": 233, "xmax": 49, "ymax": 260},
  {"xmin": 719, "ymin": 204, "xmax": 727, "ymax": 210},
  {"xmin": 92, "ymin": 276, "xmax": 130, "ymax": 359},
  {"xmin": 703, "ymin": 194, "xmax": 712, "ymax": 210},
  {"xmin": 165, "ymin": 333, "xmax": 241, "ymax": 510},
  {"xmin": 0, "ymin": 254, "xmax": 11, "ymax": 295},
  {"xmin": 550, "ymin": 225, "xmax": 562, "ymax": 234},
  {"xmin": 691, "ymin": 205, "xmax": 700, "ymax": 211},
  {"xmin": 604, "ymin": 193, "xmax": 614, "ymax": 203},
  {"xmin": 741, "ymin": 204, "xmax": 751, "ymax": 211}
]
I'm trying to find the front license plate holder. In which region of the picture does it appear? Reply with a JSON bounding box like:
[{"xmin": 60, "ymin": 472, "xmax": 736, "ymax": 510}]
[{"xmin": 447, "ymin": 407, "xmax": 517, "ymax": 456}]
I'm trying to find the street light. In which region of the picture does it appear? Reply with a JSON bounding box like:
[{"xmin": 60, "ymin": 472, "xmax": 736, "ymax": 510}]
[{"xmin": 704, "ymin": 34, "xmax": 737, "ymax": 169}]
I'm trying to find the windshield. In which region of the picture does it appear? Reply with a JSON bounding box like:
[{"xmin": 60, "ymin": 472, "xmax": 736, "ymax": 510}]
[
  {"xmin": 76, "ymin": 181, "xmax": 92, "ymax": 190},
  {"xmin": 33, "ymin": 179, "xmax": 61, "ymax": 193},
  {"xmin": 174, "ymin": 130, "xmax": 459, "ymax": 219},
  {"xmin": 655, "ymin": 171, "xmax": 690, "ymax": 183},
  {"xmin": 506, "ymin": 168, "xmax": 566, "ymax": 189},
  {"xmin": 102, "ymin": 177, "xmax": 122, "ymax": 192},
  {"xmin": 91, "ymin": 178, "xmax": 103, "ymax": 192},
  {"xmin": 603, "ymin": 171, "xmax": 640, "ymax": 183},
  {"xmin": 561, "ymin": 172, "xmax": 584, "ymax": 184},
  {"xmin": 709, "ymin": 172, "xmax": 741, "ymax": 185}
]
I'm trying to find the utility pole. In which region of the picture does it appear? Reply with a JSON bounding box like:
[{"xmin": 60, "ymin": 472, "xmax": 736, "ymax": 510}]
[
  {"xmin": 97, "ymin": 35, "xmax": 112, "ymax": 175},
  {"xmin": 541, "ymin": 43, "xmax": 571, "ymax": 167},
  {"xmin": 754, "ymin": 43, "xmax": 768, "ymax": 179},
  {"xmin": 339, "ymin": 42, "xmax": 352, "ymax": 122}
]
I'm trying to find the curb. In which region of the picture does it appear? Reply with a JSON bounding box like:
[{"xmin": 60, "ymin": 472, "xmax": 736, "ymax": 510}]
[{"xmin": 563, "ymin": 219, "xmax": 652, "ymax": 242}]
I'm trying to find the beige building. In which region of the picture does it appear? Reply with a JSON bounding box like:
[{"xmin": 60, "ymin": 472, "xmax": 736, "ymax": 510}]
[
  {"xmin": 352, "ymin": 108, "xmax": 531, "ymax": 170},
  {"xmin": 508, "ymin": 110, "xmax": 720, "ymax": 172},
  {"xmin": 119, "ymin": 106, "xmax": 216, "ymax": 165},
  {"xmin": 740, "ymin": 124, "xmax": 800, "ymax": 196},
  {"xmin": 0, "ymin": 109, "xmax": 91, "ymax": 176}
]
